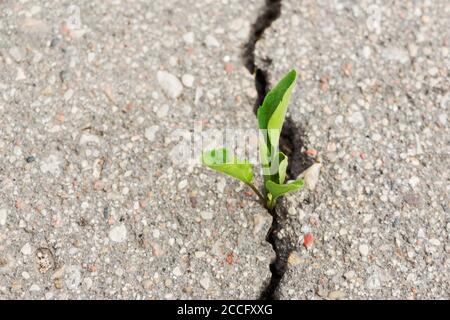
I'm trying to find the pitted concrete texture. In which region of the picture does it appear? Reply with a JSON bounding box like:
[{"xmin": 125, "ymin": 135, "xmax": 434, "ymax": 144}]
[
  {"xmin": 256, "ymin": 0, "xmax": 449, "ymax": 299},
  {"xmin": 0, "ymin": 0, "xmax": 274, "ymax": 299}
]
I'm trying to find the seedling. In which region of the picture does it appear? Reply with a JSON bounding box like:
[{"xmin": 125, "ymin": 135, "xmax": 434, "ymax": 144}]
[{"xmin": 202, "ymin": 70, "xmax": 303, "ymax": 210}]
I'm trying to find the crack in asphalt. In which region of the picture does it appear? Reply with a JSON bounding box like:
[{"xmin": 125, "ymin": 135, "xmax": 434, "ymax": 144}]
[
  {"xmin": 243, "ymin": 0, "xmax": 281, "ymax": 113},
  {"xmin": 242, "ymin": 0, "xmax": 313, "ymax": 300}
]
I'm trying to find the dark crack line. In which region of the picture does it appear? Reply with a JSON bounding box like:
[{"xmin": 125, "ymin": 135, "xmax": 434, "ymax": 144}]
[
  {"xmin": 243, "ymin": 0, "xmax": 313, "ymax": 300},
  {"xmin": 259, "ymin": 205, "xmax": 296, "ymax": 300},
  {"xmin": 243, "ymin": 0, "xmax": 281, "ymax": 112}
]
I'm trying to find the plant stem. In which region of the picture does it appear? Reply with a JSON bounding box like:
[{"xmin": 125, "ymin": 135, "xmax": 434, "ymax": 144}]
[
  {"xmin": 245, "ymin": 183, "xmax": 266, "ymax": 207},
  {"xmin": 267, "ymin": 199, "xmax": 276, "ymax": 211}
]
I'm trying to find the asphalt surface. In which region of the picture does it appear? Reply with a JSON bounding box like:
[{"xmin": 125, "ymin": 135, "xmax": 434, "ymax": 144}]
[
  {"xmin": 0, "ymin": 0, "xmax": 449, "ymax": 300},
  {"xmin": 256, "ymin": 0, "xmax": 449, "ymax": 299},
  {"xmin": 0, "ymin": 0, "xmax": 273, "ymax": 299}
]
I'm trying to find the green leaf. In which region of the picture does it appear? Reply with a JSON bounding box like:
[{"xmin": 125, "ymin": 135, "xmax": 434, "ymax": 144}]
[
  {"xmin": 258, "ymin": 130, "xmax": 270, "ymax": 166},
  {"xmin": 202, "ymin": 148, "xmax": 253, "ymax": 184},
  {"xmin": 257, "ymin": 70, "xmax": 297, "ymax": 183},
  {"xmin": 277, "ymin": 152, "xmax": 288, "ymax": 184},
  {"xmin": 259, "ymin": 130, "xmax": 271, "ymax": 180},
  {"xmin": 257, "ymin": 70, "xmax": 297, "ymax": 130},
  {"xmin": 265, "ymin": 152, "xmax": 288, "ymax": 184},
  {"xmin": 267, "ymin": 71, "xmax": 297, "ymax": 152},
  {"xmin": 265, "ymin": 179, "xmax": 304, "ymax": 202}
]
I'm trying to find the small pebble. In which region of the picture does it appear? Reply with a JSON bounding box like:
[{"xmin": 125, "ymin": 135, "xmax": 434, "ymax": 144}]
[
  {"xmin": 303, "ymin": 233, "xmax": 314, "ymax": 248},
  {"xmin": 253, "ymin": 212, "xmax": 271, "ymax": 235},
  {"xmin": 59, "ymin": 70, "xmax": 71, "ymax": 83},
  {"xmin": 29, "ymin": 284, "xmax": 41, "ymax": 292},
  {"xmin": 328, "ymin": 290, "xmax": 346, "ymax": 300},
  {"xmin": 181, "ymin": 74, "xmax": 195, "ymax": 87},
  {"xmin": 200, "ymin": 276, "xmax": 210, "ymax": 290},
  {"xmin": 19, "ymin": 18, "xmax": 49, "ymax": 34},
  {"xmin": 83, "ymin": 278, "xmax": 93, "ymax": 290},
  {"xmin": 21, "ymin": 243, "xmax": 32, "ymax": 255},
  {"xmin": 287, "ymin": 252, "xmax": 303, "ymax": 266},
  {"xmin": 25, "ymin": 156, "xmax": 35, "ymax": 163},
  {"xmin": 40, "ymin": 154, "xmax": 62, "ymax": 176},
  {"xmin": 65, "ymin": 266, "xmax": 82, "ymax": 290},
  {"xmin": 173, "ymin": 266, "xmax": 182, "ymax": 277},
  {"xmin": 224, "ymin": 63, "xmax": 233, "ymax": 73},
  {"xmin": 79, "ymin": 133, "xmax": 100, "ymax": 145},
  {"xmin": 182, "ymin": 32, "xmax": 195, "ymax": 44},
  {"xmin": 145, "ymin": 125, "xmax": 159, "ymax": 142},
  {"xmin": 16, "ymin": 68, "xmax": 26, "ymax": 81},
  {"xmin": 302, "ymin": 163, "xmax": 322, "ymax": 190},
  {"xmin": 178, "ymin": 179, "xmax": 188, "ymax": 190},
  {"xmin": 13, "ymin": 146, "xmax": 22, "ymax": 156},
  {"xmin": 205, "ymin": 35, "xmax": 220, "ymax": 48},
  {"xmin": 103, "ymin": 206, "xmax": 110, "ymax": 219},
  {"xmin": 366, "ymin": 274, "xmax": 381, "ymax": 290},
  {"xmin": 0, "ymin": 208, "xmax": 7, "ymax": 226},
  {"xmin": 109, "ymin": 225, "xmax": 127, "ymax": 243},
  {"xmin": 429, "ymin": 239, "xmax": 441, "ymax": 246},
  {"xmin": 344, "ymin": 270, "xmax": 356, "ymax": 280},
  {"xmin": 428, "ymin": 67, "xmax": 439, "ymax": 77},
  {"xmin": 359, "ymin": 244, "xmax": 369, "ymax": 256},
  {"xmin": 157, "ymin": 71, "xmax": 183, "ymax": 99},
  {"xmin": 50, "ymin": 37, "xmax": 60, "ymax": 48},
  {"xmin": 200, "ymin": 211, "xmax": 214, "ymax": 220},
  {"xmin": 362, "ymin": 46, "xmax": 371, "ymax": 59},
  {"xmin": 9, "ymin": 47, "xmax": 25, "ymax": 62},
  {"xmin": 382, "ymin": 47, "xmax": 410, "ymax": 64}
]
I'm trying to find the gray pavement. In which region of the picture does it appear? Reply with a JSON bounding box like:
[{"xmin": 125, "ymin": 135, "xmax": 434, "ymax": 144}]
[
  {"xmin": 256, "ymin": 0, "xmax": 449, "ymax": 299},
  {"xmin": 0, "ymin": 0, "xmax": 449, "ymax": 300},
  {"xmin": 0, "ymin": 0, "xmax": 273, "ymax": 299}
]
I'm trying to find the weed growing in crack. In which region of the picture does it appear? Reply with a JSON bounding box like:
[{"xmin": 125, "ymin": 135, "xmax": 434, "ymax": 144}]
[{"xmin": 202, "ymin": 70, "xmax": 303, "ymax": 210}]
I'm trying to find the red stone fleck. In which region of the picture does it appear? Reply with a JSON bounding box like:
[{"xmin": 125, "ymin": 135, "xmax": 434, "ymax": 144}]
[
  {"xmin": 319, "ymin": 75, "xmax": 330, "ymax": 92},
  {"xmin": 55, "ymin": 113, "xmax": 65, "ymax": 123},
  {"xmin": 151, "ymin": 243, "xmax": 163, "ymax": 257},
  {"xmin": 244, "ymin": 190, "xmax": 253, "ymax": 197},
  {"xmin": 224, "ymin": 63, "xmax": 234, "ymax": 73},
  {"xmin": 93, "ymin": 180, "xmax": 104, "ymax": 191},
  {"xmin": 303, "ymin": 233, "xmax": 314, "ymax": 248},
  {"xmin": 123, "ymin": 102, "xmax": 134, "ymax": 113},
  {"xmin": 139, "ymin": 198, "xmax": 149, "ymax": 209},
  {"xmin": 226, "ymin": 252, "xmax": 234, "ymax": 265},
  {"xmin": 341, "ymin": 63, "xmax": 353, "ymax": 76},
  {"xmin": 305, "ymin": 148, "xmax": 318, "ymax": 157},
  {"xmin": 59, "ymin": 22, "xmax": 73, "ymax": 39},
  {"xmin": 15, "ymin": 200, "xmax": 24, "ymax": 210},
  {"xmin": 88, "ymin": 265, "xmax": 97, "ymax": 273}
]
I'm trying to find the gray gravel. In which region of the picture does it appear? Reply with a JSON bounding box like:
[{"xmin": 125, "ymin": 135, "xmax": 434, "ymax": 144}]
[
  {"xmin": 0, "ymin": 0, "xmax": 274, "ymax": 299},
  {"xmin": 256, "ymin": 0, "xmax": 449, "ymax": 299}
]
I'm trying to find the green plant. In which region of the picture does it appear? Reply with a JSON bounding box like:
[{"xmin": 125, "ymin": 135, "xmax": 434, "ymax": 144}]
[{"xmin": 202, "ymin": 70, "xmax": 303, "ymax": 210}]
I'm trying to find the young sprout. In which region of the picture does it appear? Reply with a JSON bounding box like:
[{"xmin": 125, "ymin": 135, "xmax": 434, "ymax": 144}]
[{"xmin": 202, "ymin": 70, "xmax": 303, "ymax": 210}]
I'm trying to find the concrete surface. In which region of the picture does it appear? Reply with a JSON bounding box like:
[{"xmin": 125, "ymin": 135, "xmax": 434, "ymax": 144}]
[
  {"xmin": 256, "ymin": 0, "xmax": 449, "ymax": 299},
  {"xmin": 0, "ymin": 0, "xmax": 449, "ymax": 300},
  {"xmin": 0, "ymin": 0, "xmax": 274, "ymax": 299}
]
